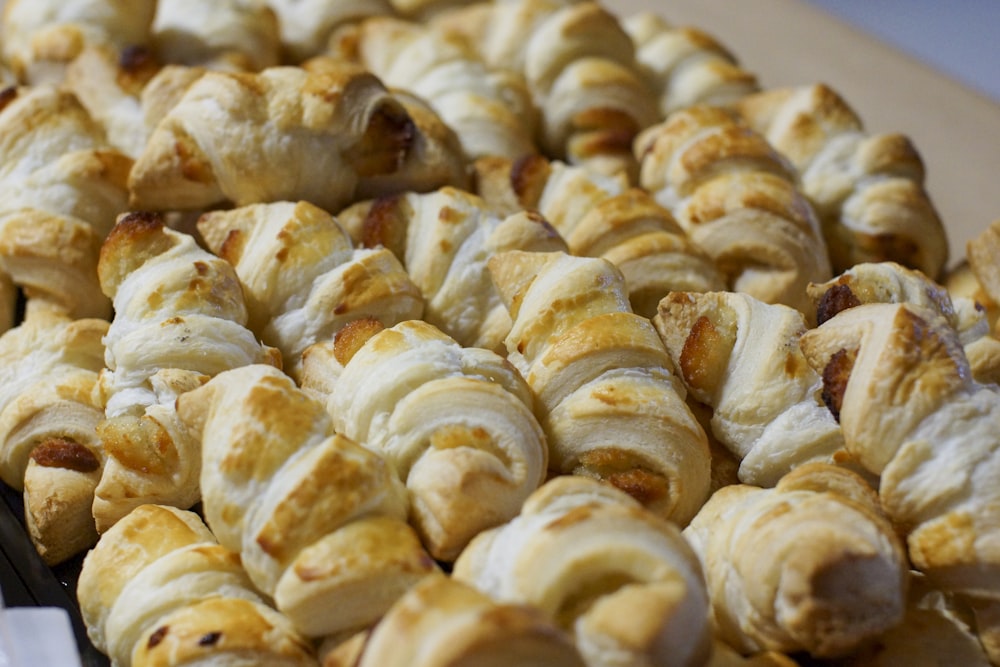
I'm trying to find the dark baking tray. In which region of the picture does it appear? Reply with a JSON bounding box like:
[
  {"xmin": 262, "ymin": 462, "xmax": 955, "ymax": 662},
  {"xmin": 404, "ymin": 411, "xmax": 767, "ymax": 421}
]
[{"xmin": 0, "ymin": 483, "xmax": 109, "ymax": 667}]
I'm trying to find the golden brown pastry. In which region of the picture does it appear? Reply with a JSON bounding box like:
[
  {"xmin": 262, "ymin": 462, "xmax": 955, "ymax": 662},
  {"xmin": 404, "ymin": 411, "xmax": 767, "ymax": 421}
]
[
  {"xmin": 622, "ymin": 12, "xmax": 759, "ymax": 116},
  {"xmin": 735, "ymin": 83, "xmax": 948, "ymax": 279},
  {"xmin": 1, "ymin": 0, "xmax": 157, "ymax": 84},
  {"xmin": 320, "ymin": 573, "xmax": 586, "ymax": 667},
  {"xmin": 336, "ymin": 186, "xmax": 567, "ymax": 352},
  {"xmin": 92, "ymin": 212, "xmax": 276, "ymax": 532},
  {"xmin": 684, "ymin": 463, "xmax": 907, "ymax": 658},
  {"xmin": 0, "ymin": 303, "xmax": 108, "ymax": 565},
  {"xmin": 653, "ymin": 290, "xmax": 847, "ymax": 487},
  {"xmin": 452, "ymin": 475, "xmax": 712, "ymax": 667},
  {"xmin": 488, "ymin": 249, "xmax": 711, "ymax": 524},
  {"xmin": 196, "ymin": 200, "xmax": 424, "ymax": 380},
  {"xmin": 0, "ymin": 84, "xmax": 133, "ymax": 320},
  {"xmin": 151, "ymin": 0, "xmax": 281, "ymax": 71},
  {"xmin": 300, "ymin": 318, "xmax": 548, "ymax": 562},
  {"xmin": 77, "ymin": 503, "xmax": 318, "ymax": 667},
  {"xmin": 475, "ymin": 154, "xmax": 725, "ymax": 318},
  {"xmin": 264, "ymin": 0, "xmax": 392, "ymax": 63},
  {"xmin": 808, "ymin": 261, "xmax": 1000, "ymax": 385},
  {"xmin": 176, "ymin": 363, "xmax": 437, "ymax": 641},
  {"xmin": 330, "ymin": 15, "xmax": 538, "ymax": 161},
  {"xmin": 433, "ymin": 0, "xmax": 659, "ymax": 177},
  {"xmin": 636, "ymin": 105, "xmax": 832, "ymax": 315},
  {"xmin": 128, "ymin": 62, "xmax": 468, "ymax": 213},
  {"xmin": 959, "ymin": 218, "xmax": 1000, "ymax": 332},
  {"xmin": 799, "ymin": 301, "xmax": 1000, "ymax": 641}
]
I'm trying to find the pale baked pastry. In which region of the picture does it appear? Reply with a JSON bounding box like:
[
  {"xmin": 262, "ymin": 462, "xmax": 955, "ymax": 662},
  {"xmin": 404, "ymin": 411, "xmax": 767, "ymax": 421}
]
[
  {"xmin": 622, "ymin": 12, "xmax": 759, "ymax": 117},
  {"xmin": 735, "ymin": 83, "xmax": 948, "ymax": 279},
  {"xmin": 433, "ymin": 0, "xmax": 659, "ymax": 177},
  {"xmin": 320, "ymin": 573, "xmax": 586, "ymax": 667},
  {"xmin": 0, "ymin": 84, "xmax": 133, "ymax": 320},
  {"xmin": 453, "ymin": 475, "xmax": 712, "ymax": 667},
  {"xmin": 77, "ymin": 503, "xmax": 318, "ymax": 667},
  {"xmin": 152, "ymin": 0, "xmax": 281, "ymax": 71},
  {"xmin": 301, "ymin": 318, "xmax": 548, "ymax": 562},
  {"xmin": 264, "ymin": 0, "xmax": 392, "ymax": 63},
  {"xmin": 197, "ymin": 200, "xmax": 424, "ymax": 380},
  {"xmin": 808, "ymin": 261, "xmax": 1000, "ymax": 385},
  {"xmin": 684, "ymin": 463, "xmax": 907, "ymax": 658},
  {"xmin": 799, "ymin": 302, "xmax": 1000, "ymax": 639},
  {"xmin": 328, "ymin": 15, "xmax": 538, "ymax": 161},
  {"xmin": 474, "ymin": 154, "xmax": 725, "ymax": 318},
  {"xmin": 0, "ymin": 304, "xmax": 108, "ymax": 565},
  {"xmin": 128, "ymin": 62, "xmax": 468, "ymax": 213},
  {"xmin": 176, "ymin": 363, "xmax": 437, "ymax": 640},
  {"xmin": 0, "ymin": 0, "xmax": 157, "ymax": 84},
  {"xmin": 92, "ymin": 212, "xmax": 276, "ymax": 532},
  {"xmin": 336, "ymin": 186, "xmax": 567, "ymax": 352},
  {"xmin": 636, "ymin": 105, "xmax": 832, "ymax": 315},
  {"xmin": 488, "ymin": 249, "xmax": 712, "ymax": 524},
  {"xmin": 654, "ymin": 290, "xmax": 846, "ymax": 487},
  {"xmin": 959, "ymin": 218, "xmax": 1000, "ymax": 331}
]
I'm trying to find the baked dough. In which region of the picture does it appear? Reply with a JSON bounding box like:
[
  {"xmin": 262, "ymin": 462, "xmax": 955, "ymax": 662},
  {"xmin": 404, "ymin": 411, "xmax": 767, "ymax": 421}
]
[
  {"xmin": 453, "ymin": 475, "xmax": 711, "ymax": 667},
  {"xmin": 637, "ymin": 105, "xmax": 832, "ymax": 315},
  {"xmin": 152, "ymin": 0, "xmax": 281, "ymax": 71},
  {"xmin": 684, "ymin": 463, "xmax": 907, "ymax": 657},
  {"xmin": 488, "ymin": 249, "xmax": 712, "ymax": 524},
  {"xmin": 197, "ymin": 200, "xmax": 424, "ymax": 380},
  {"xmin": 176, "ymin": 363, "xmax": 437, "ymax": 640},
  {"xmin": 302, "ymin": 318, "xmax": 548, "ymax": 562},
  {"xmin": 264, "ymin": 0, "xmax": 392, "ymax": 63}
]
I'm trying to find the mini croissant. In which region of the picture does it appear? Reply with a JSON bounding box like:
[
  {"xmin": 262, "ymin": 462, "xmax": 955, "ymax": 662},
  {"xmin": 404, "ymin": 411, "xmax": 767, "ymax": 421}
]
[
  {"xmin": 177, "ymin": 363, "xmax": 437, "ymax": 640},
  {"xmin": 488, "ymin": 249, "xmax": 712, "ymax": 524},
  {"xmin": 684, "ymin": 463, "xmax": 907, "ymax": 658},
  {"xmin": 77, "ymin": 503, "xmax": 317, "ymax": 667},
  {"xmin": 453, "ymin": 475, "xmax": 712, "ymax": 667},
  {"xmin": 301, "ymin": 318, "xmax": 548, "ymax": 562}
]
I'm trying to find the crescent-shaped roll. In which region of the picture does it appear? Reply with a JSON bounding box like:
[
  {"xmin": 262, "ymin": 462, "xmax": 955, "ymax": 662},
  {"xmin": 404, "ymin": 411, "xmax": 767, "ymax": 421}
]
[
  {"xmin": 653, "ymin": 290, "xmax": 846, "ymax": 486},
  {"xmin": 176, "ymin": 363, "xmax": 437, "ymax": 640},
  {"xmin": 684, "ymin": 463, "xmax": 907, "ymax": 658},
  {"xmin": 301, "ymin": 318, "xmax": 548, "ymax": 562},
  {"xmin": 636, "ymin": 105, "xmax": 832, "ymax": 315},
  {"xmin": 77, "ymin": 504, "xmax": 317, "ymax": 667},
  {"xmin": 264, "ymin": 0, "xmax": 392, "ymax": 63},
  {"xmin": 92, "ymin": 211, "xmax": 275, "ymax": 532},
  {"xmin": 488, "ymin": 249, "xmax": 711, "ymax": 524},
  {"xmin": 197, "ymin": 200, "xmax": 424, "ymax": 380},
  {"xmin": 453, "ymin": 475, "xmax": 712, "ymax": 667},
  {"xmin": 735, "ymin": 83, "xmax": 948, "ymax": 280}
]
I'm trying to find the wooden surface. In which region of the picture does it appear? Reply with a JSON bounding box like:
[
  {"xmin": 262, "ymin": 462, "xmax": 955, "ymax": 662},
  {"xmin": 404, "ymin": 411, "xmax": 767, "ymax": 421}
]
[{"xmin": 611, "ymin": 0, "xmax": 1000, "ymax": 268}]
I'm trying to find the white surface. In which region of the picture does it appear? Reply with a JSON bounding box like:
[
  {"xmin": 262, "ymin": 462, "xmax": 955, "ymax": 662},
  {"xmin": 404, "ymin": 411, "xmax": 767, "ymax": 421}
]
[
  {"xmin": 803, "ymin": 0, "xmax": 1000, "ymax": 103},
  {"xmin": 0, "ymin": 592, "xmax": 82, "ymax": 667}
]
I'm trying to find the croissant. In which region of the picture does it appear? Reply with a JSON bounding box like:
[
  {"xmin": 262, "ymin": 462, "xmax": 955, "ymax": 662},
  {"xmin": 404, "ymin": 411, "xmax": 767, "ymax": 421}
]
[
  {"xmin": 77, "ymin": 503, "xmax": 318, "ymax": 667},
  {"xmin": 653, "ymin": 290, "xmax": 846, "ymax": 487},
  {"xmin": 798, "ymin": 301, "xmax": 1000, "ymax": 638},
  {"xmin": 808, "ymin": 261, "xmax": 1000, "ymax": 385},
  {"xmin": 336, "ymin": 186, "xmax": 567, "ymax": 352},
  {"xmin": 487, "ymin": 249, "xmax": 711, "ymax": 524},
  {"xmin": 622, "ymin": 12, "xmax": 759, "ymax": 116},
  {"xmin": 196, "ymin": 200, "xmax": 424, "ymax": 380},
  {"xmin": 684, "ymin": 463, "xmax": 907, "ymax": 658},
  {"xmin": 320, "ymin": 573, "xmax": 586, "ymax": 667},
  {"xmin": 300, "ymin": 318, "xmax": 548, "ymax": 562},
  {"xmin": 636, "ymin": 105, "xmax": 832, "ymax": 315},
  {"xmin": 1, "ymin": 0, "xmax": 157, "ymax": 84},
  {"xmin": 961, "ymin": 218, "xmax": 1000, "ymax": 330},
  {"xmin": 452, "ymin": 475, "xmax": 711, "ymax": 667},
  {"xmin": 0, "ymin": 84, "xmax": 134, "ymax": 320},
  {"xmin": 264, "ymin": 0, "xmax": 392, "ymax": 63},
  {"xmin": 176, "ymin": 363, "xmax": 437, "ymax": 640},
  {"xmin": 92, "ymin": 211, "xmax": 276, "ymax": 532},
  {"xmin": 474, "ymin": 153, "xmax": 725, "ymax": 318},
  {"xmin": 151, "ymin": 0, "xmax": 281, "ymax": 71},
  {"xmin": 433, "ymin": 0, "xmax": 659, "ymax": 177},
  {"xmin": 128, "ymin": 62, "xmax": 467, "ymax": 213},
  {"xmin": 735, "ymin": 83, "xmax": 948, "ymax": 279},
  {"xmin": 0, "ymin": 304, "xmax": 108, "ymax": 565},
  {"xmin": 329, "ymin": 15, "xmax": 538, "ymax": 161}
]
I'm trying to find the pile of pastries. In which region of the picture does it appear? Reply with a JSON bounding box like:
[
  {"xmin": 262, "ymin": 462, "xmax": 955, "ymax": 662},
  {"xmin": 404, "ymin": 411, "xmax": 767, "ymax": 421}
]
[{"xmin": 0, "ymin": 0, "xmax": 997, "ymax": 665}]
